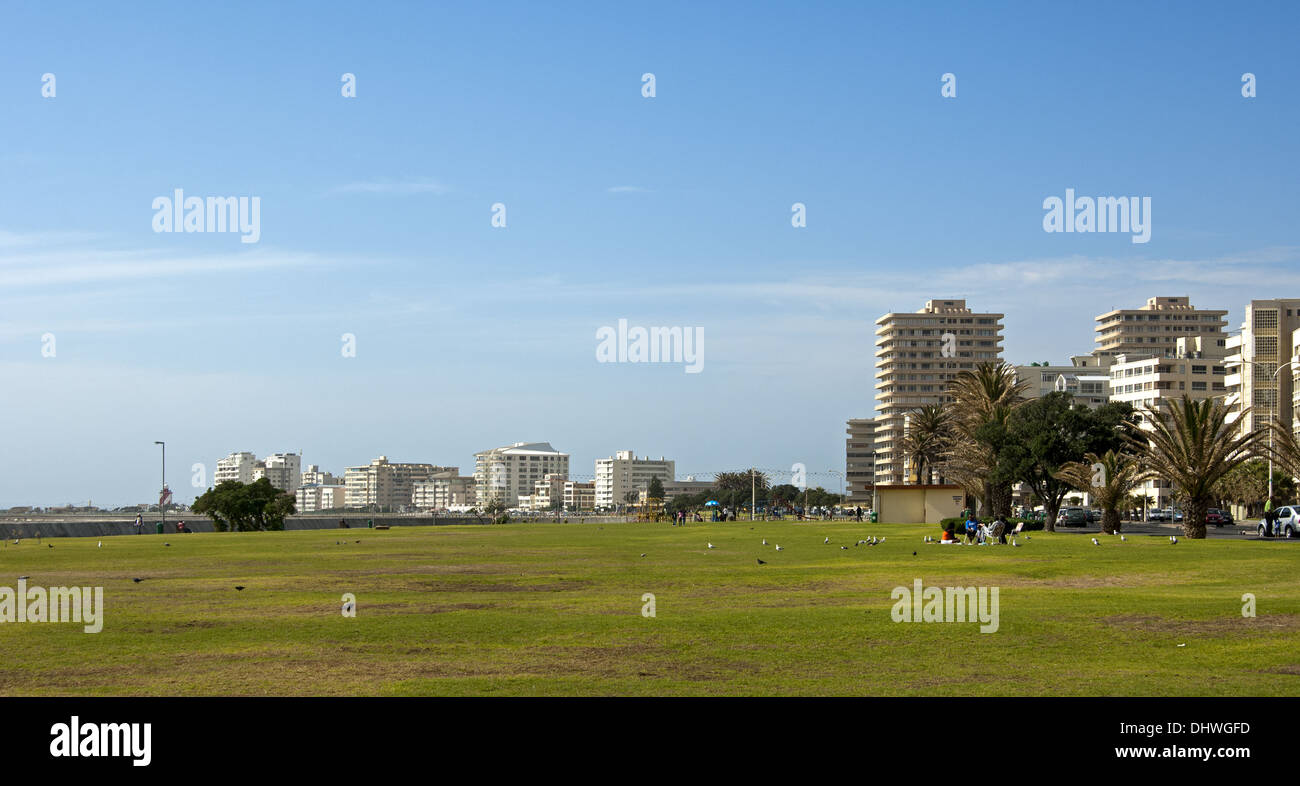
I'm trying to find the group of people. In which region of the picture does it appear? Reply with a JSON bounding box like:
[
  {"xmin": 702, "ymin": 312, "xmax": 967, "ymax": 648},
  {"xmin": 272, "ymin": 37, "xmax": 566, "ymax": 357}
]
[
  {"xmin": 671, "ymin": 510, "xmax": 704, "ymax": 526},
  {"xmin": 940, "ymin": 513, "xmax": 1012, "ymax": 545}
]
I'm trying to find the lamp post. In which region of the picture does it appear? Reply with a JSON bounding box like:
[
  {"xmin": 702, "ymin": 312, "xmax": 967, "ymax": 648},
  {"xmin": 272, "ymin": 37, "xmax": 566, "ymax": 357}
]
[
  {"xmin": 154, "ymin": 441, "xmax": 165, "ymax": 533},
  {"xmin": 1226, "ymin": 355, "xmax": 1300, "ymax": 501}
]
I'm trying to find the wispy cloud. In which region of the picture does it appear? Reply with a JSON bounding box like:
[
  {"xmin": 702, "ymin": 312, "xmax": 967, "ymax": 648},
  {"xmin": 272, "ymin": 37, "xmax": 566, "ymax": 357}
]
[{"xmin": 325, "ymin": 179, "xmax": 450, "ymax": 197}]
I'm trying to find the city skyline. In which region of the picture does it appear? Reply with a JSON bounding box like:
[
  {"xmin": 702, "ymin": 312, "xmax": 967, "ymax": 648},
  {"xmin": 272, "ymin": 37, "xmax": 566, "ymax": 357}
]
[{"xmin": 2, "ymin": 2, "xmax": 1298, "ymax": 506}]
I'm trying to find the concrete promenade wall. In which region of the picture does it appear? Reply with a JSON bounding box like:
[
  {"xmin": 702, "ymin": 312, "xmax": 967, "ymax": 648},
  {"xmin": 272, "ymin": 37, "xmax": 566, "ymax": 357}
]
[{"xmin": 0, "ymin": 514, "xmax": 482, "ymax": 539}]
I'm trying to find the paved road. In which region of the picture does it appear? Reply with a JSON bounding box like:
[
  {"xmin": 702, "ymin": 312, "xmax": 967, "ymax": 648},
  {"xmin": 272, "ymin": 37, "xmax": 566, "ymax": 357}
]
[{"xmin": 1056, "ymin": 519, "xmax": 1298, "ymax": 541}]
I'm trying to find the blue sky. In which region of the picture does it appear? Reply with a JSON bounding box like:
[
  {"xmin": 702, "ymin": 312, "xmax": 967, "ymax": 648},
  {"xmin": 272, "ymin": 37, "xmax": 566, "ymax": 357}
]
[{"xmin": 1, "ymin": 1, "xmax": 1298, "ymax": 505}]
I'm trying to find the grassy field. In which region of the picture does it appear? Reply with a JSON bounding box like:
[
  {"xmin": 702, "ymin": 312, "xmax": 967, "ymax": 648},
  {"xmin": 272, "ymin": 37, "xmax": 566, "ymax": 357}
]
[{"xmin": 1, "ymin": 521, "xmax": 1297, "ymax": 696}]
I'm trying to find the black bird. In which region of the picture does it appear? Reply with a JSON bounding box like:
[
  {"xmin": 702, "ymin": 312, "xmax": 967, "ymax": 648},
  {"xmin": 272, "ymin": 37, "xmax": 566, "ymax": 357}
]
[
  {"xmin": 912, "ymin": 551, "xmax": 917, "ymax": 556},
  {"xmin": 756, "ymin": 558, "xmax": 767, "ymax": 565},
  {"xmin": 164, "ymin": 543, "xmax": 170, "ymax": 547},
  {"xmin": 355, "ymin": 540, "xmax": 361, "ymax": 543},
  {"xmin": 47, "ymin": 544, "xmax": 53, "ymax": 548},
  {"xmin": 234, "ymin": 586, "xmax": 245, "ymax": 591},
  {"xmin": 132, "ymin": 578, "xmax": 145, "ymax": 583}
]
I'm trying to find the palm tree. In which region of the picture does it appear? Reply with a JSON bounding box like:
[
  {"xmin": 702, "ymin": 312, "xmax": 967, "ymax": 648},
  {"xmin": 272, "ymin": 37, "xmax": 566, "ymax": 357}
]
[
  {"xmin": 1056, "ymin": 450, "xmax": 1151, "ymax": 534},
  {"xmin": 902, "ymin": 404, "xmax": 950, "ymax": 484},
  {"xmin": 1129, "ymin": 397, "xmax": 1261, "ymax": 538},
  {"xmin": 946, "ymin": 361, "xmax": 1030, "ymax": 517},
  {"xmin": 1263, "ymin": 422, "xmax": 1300, "ymax": 492}
]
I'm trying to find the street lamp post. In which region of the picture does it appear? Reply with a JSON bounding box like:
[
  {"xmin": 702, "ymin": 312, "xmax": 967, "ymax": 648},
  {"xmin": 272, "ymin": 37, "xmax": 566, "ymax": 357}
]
[{"xmin": 154, "ymin": 441, "xmax": 165, "ymax": 534}]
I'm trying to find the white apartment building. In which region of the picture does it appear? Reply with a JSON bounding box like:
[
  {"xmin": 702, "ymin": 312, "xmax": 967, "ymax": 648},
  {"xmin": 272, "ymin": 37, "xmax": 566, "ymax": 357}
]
[
  {"xmin": 1093, "ymin": 296, "xmax": 1227, "ymax": 364},
  {"xmin": 214, "ymin": 452, "xmax": 261, "ymax": 485},
  {"xmin": 845, "ymin": 418, "xmax": 877, "ymax": 505},
  {"xmin": 1224, "ymin": 299, "xmax": 1300, "ymax": 444},
  {"xmin": 873, "ymin": 299, "xmax": 1004, "ymax": 486},
  {"xmin": 1109, "ymin": 335, "xmax": 1228, "ymax": 508},
  {"xmin": 295, "ymin": 483, "xmax": 347, "ymax": 513},
  {"xmin": 474, "ymin": 442, "xmax": 570, "ymax": 509},
  {"xmin": 344, "ymin": 456, "xmax": 457, "ymax": 511},
  {"xmin": 254, "ymin": 453, "xmax": 302, "ymax": 494},
  {"xmin": 1015, "ymin": 355, "xmax": 1112, "ymax": 408},
  {"xmin": 594, "ymin": 450, "xmax": 675, "ymax": 509},
  {"xmin": 301, "ymin": 464, "xmax": 340, "ymax": 487},
  {"xmin": 411, "ymin": 473, "xmax": 477, "ymax": 511}
]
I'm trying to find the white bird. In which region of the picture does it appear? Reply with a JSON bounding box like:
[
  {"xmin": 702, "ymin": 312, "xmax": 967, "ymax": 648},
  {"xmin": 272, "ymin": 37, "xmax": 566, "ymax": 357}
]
[
  {"xmin": 762, "ymin": 538, "xmax": 767, "ymax": 546},
  {"xmin": 97, "ymin": 541, "xmax": 102, "ymax": 548},
  {"xmin": 775, "ymin": 544, "xmax": 783, "ymax": 551},
  {"xmin": 707, "ymin": 542, "xmax": 715, "ymax": 549},
  {"xmin": 1120, "ymin": 535, "xmax": 1127, "ymax": 542},
  {"xmin": 824, "ymin": 537, "xmax": 830, "ymax": 544},
  {"xmin": 878, "ymin": 537, "xmax": 885, "ymax": 544},
  {"xmin": 1170, "ymin": 536, "xmax": 1178, "ymax": 544},
  {"xmin": 840, "ymin": 545, "xmax": 848, "ymax": 550},
  {"xmin": 1091, "ymin": 538, "xmax": 1099, "ymax": 545}
]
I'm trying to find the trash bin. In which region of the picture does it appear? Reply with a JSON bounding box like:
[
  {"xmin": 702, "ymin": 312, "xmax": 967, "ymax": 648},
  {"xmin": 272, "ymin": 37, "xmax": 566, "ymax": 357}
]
[
  {"xmin": 367, "ymin": 519, "xmax": 374, "ymax": 529},
  {"xmin": 155, "ymin": 521, "xmax": 164, "ymax": 534},
  {"xmin": 870, "ymin": 511, "xmax": 878, "ymax": 523}
]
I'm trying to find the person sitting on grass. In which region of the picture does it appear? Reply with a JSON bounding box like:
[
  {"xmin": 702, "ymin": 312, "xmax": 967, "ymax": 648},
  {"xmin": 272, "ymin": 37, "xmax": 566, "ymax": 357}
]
[
  {"xmin": 941, "ymin": 524, "xmax": 959, "ymax": 544},
  {"xmin": 964, "ymin": 515, "xmax": 979, "ymax": 544}
]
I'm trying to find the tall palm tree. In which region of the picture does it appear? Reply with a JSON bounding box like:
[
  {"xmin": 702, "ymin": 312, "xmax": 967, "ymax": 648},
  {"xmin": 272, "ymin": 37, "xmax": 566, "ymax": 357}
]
[
  {"xmin": 902, "ymin": 404, "xmax": 950, "ymax": 484},
  {"xmin": 946, "ymin": 361, "xmax": 1030, "ymax": 517},
  {"xmin": 1056, "ymin": 450, "xmax": 1151, "ymax": 534},
  {"xmin": 1129, "ymin": 397, "xmax": 1261, "ymax": 538}
]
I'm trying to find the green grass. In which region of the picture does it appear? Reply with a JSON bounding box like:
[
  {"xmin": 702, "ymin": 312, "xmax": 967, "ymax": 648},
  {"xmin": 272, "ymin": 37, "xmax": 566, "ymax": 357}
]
[{"xmin": 1, "ymin": 522, "xmax": 1297, "ymax": 696}]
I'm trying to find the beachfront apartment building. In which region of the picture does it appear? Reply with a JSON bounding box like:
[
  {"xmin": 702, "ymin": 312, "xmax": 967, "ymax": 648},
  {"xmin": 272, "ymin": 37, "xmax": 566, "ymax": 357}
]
[
  {"xmin": 873, "ymin": 299, "xmax": 1004, "ymax": 487},
  {"xmin": 295, "ymin": 483, "xmax": 347, "ymax": 513},
  {"xmin": 1224, "ymin": 299, "xmax": 1300, "ymax": 445},
  {"xmin": 253, "ymin": 453, "xmax": 302, "ymax": 494},
  {"xmin": 301, "ymin": 465, "xmax": 340, "ymax": 487},
  {"xmin": 411, "ymin": 472, "xmax": 477, "ymax": 511},
  {"xmin": 594, "ymin": 450, "xmax": 675, "ymax": 509},
  {"xmin": 214, "ymin": 452, "xmax": 261, "ymax": 485},
  {"xmin": 845, "ymin": 418, "xmax": 877, "ymax": 505},
  {"xmin": 344, "ymin": 456, "xmax": 457, "ymax": 511},
  {"xmin": 474, "ymin": 442, "xmax": 570, "ymax": 509},
  {"xmin": 1092, "ymin": 296, "xmax": 1227, "ymax": 365}
]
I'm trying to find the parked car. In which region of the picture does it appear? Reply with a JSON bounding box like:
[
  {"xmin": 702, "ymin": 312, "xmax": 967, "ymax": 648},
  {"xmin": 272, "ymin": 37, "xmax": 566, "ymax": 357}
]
[
  {"xmin": 1206, "ymin": 508, "xmax": 1232, "ymax": 527},
  {"xmin": 1086, "ymin": 509, "xmax": 1101, "ymax": 523},
  {"xmin": 1258, "ymin": 505, "xmax": 1300, "ymax": 538},
  {"xmin": 1057, "ymin": 507, "xmax": 1087, "ymax": 527},
  {"xmin": 1148, "ymin": 509, "xmax": 1167, "ymax": 521}
]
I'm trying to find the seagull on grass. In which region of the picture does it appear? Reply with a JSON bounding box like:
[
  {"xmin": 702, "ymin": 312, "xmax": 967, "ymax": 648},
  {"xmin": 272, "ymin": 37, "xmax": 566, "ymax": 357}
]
[
  {"xmin": 97, "ymin": 541, "xmax": 102, "ymax": 548},
  {"xmin": 762, "ymin": 538, "xmax": 767, "ymax": 545},
  {"xmin": 1120, "ymin": 535, "xmax": 1127, "ymax": 542},
  {"xmin": 775, "ymin": 544, "xmax": 783, "ymax": 551},
  {"xmin": 824, "ymin": 537, "xmax": 830, "ymax": 544},
  {"xmin": 707, "ymin": 542, "xmax": 715, "ymax": 549},
  {"xmin": 1091, "ymin": 538, "xmax": 1100, "ymax": 545},
  {"xmin": 840, "ymin": 545, "xmax": 848, "ymax": 550},
  {"xmin": 1170, "ymin": 535, "xmax": 1178, "ymax": 544}
]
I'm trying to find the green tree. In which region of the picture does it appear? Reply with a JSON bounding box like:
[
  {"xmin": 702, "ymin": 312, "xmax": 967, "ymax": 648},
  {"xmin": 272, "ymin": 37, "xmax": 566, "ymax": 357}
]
[
  {"xmin": 1130, "ymin": 397, "xmax": 1261, "ymax": 538},
  {"xmin": 192, "ymin": 478, "xmax": 296, "ymax": 532},
  {"xmin": 995, "ymin": 394, "xmax": 1136, "ymax": 532},
  {"xmin": 1057, "ymin": 449, "xmax": 1150, "ymax": 534},
  {"xmin": 646, "ymin": 476, "xmax": 665, "ymax": 500},
  {"xmin": 902, "ymin": 404, "xmax": 950, "ymax": 484},
  {"xmin": 946, "ymin": 361, "xmax": 1030, "ymax": 517}
]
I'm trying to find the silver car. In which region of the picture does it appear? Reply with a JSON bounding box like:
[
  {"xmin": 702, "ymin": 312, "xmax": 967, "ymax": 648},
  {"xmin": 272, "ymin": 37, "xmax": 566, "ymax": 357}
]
[{"xmin": 1258, "ymin": 505, "xmax": 1300, "ymax": 538}]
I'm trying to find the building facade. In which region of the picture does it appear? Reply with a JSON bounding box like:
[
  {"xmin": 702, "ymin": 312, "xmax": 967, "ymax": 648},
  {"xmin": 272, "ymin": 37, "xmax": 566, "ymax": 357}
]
[
  {"xmin": 1224, "ymin": 299, "xmax": 1300, "ymax": 443},
  {"xmin": 474, "ymin": 442, "xmax": 570, "ymax": 509},
  {"xmin": 344, "ymin": 456, "xmax": 456, "ymax": 511},
  {"xmin": 411, "ymin": 473, "xmax": 477, "ymax": 511},
  {"xmin": 594, "ymin": 450, "xmax": 675, "ymax": 509},
  {"xmin": 873, "ymin": 299, "xmax": 1004, "ymax": 487},
  {"xmin": 1093, "ymin": 296, "xmax": 1227, "ymax": 364},
  {"xmin": 845, "ymin": 418, "xmax": 877, "ymax": 505},
  {"xmin": 295, "ymin": 483, "xmax": 347, "ymax": 513},
  {"xmin": 214, "ymin": 452, "xmax": 260, "ymax": 485}
]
